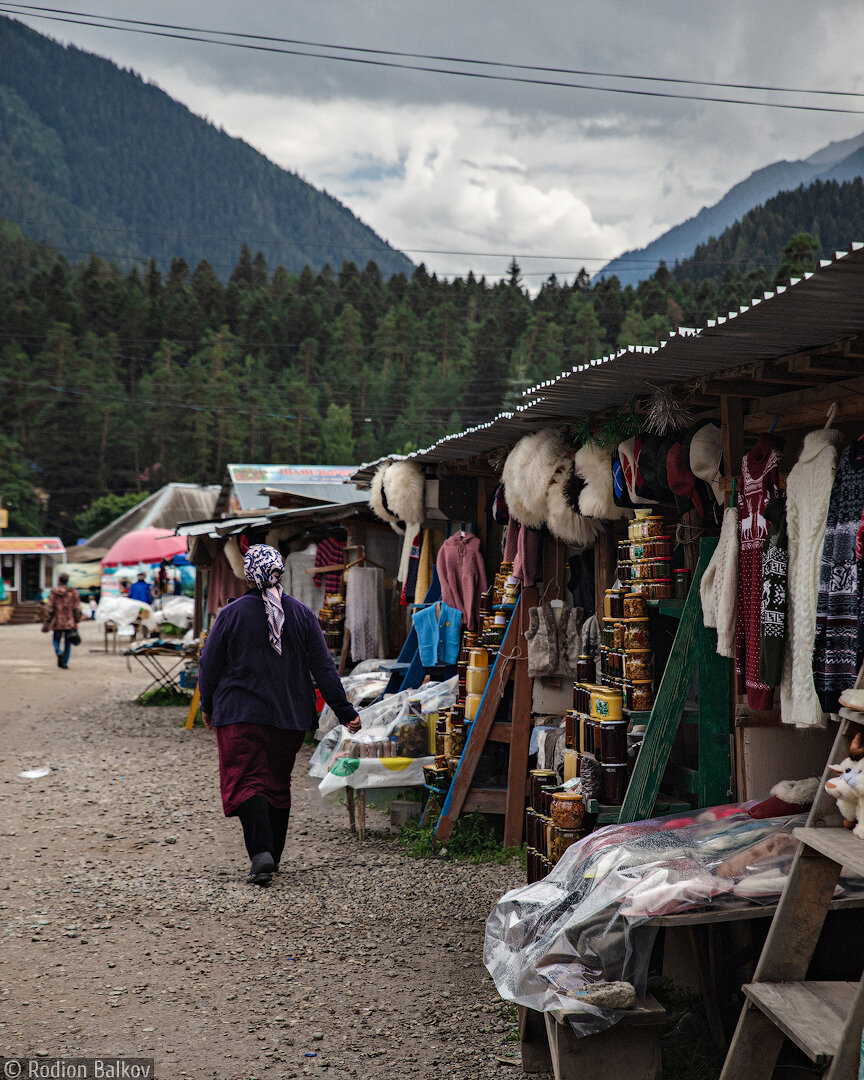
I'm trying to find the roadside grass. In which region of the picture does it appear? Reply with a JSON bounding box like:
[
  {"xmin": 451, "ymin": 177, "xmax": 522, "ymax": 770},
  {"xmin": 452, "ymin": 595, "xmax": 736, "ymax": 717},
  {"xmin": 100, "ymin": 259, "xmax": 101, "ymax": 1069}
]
[{"xmin": 399, "ymin": 809, "xmax": 526, "ymax": 867}]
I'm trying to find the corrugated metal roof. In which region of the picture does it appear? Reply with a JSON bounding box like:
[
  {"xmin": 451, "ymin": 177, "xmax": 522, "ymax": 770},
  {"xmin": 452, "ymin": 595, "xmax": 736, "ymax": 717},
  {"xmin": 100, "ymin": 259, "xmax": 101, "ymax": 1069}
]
[
  {"xmin": 175, "ymin": 499, "xmax": 370, "ymax": 539},
  {"xmin": 350, "ymin": 243, "xmax": 864, "ymax": 485}
]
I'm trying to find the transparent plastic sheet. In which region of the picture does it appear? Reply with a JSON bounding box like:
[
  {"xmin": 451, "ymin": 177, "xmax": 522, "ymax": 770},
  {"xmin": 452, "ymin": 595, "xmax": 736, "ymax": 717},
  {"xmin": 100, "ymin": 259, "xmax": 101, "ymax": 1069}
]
[
  {"xmin": 315, "ymin": 673, "xmax": 392, "ymax": 738},
  {"xmin": 308, "ymin": 676, "xmax": 458, "ymax": 780},
  {"xmin": 140, "ymin": 595, "xmax": 194, "ymax": 632},
  {"xmin": 484, "ymin": 803, "xmax": 864, "ymax": 1037}
]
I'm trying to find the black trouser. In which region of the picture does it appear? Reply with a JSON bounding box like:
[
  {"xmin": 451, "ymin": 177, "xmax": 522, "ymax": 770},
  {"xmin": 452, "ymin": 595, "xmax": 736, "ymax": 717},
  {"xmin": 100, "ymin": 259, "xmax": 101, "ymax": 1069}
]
[{"xmin": 236, "ymin": 795, "xmax": 291, "ymax": 865}]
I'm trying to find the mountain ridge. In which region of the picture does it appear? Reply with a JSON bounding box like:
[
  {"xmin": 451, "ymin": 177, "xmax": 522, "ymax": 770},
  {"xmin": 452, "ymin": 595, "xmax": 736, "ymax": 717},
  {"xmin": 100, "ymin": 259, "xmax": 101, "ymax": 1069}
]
[{"xmin": 0, "ymin": 15, "xmax": 413, "ymax": 278}]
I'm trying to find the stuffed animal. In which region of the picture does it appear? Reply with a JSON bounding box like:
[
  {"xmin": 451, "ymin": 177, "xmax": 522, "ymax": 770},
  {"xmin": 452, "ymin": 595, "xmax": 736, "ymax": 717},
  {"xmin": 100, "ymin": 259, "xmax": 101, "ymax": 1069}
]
[{"xmin": 825, "ymin": 758, "xmax": 864, "ymax": 836}]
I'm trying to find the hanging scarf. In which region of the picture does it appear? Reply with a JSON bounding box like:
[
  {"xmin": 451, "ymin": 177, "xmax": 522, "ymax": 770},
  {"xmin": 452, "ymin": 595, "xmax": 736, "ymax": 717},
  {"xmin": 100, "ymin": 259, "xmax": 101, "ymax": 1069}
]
[{"xmin": 244, "ymin": 544, "xmax": 285, "ymax": 654}]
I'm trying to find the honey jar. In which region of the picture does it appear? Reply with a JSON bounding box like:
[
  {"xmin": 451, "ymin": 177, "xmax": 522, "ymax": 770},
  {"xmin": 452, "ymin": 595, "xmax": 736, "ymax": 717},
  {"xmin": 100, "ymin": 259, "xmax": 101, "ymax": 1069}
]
[
  {"xmin": 624, "ymin": 649, "xmax": 652, "ymax": 681},
  {"xmin": 550, "ymin": 827, "xmax": 583, "ymax": 864},
  {"xmin": 590, "ymin": 687, "xmax": 623, "ymax": 721},
  {"xmin": 631, "ymin": 680, "xmax": 654, "ymax": 711},
  {"xmin": 624, "ymin": 619, "xmax": 651, "ymax": 651},
  {"xmin": 551, "ymin": 791, "xmax": 585, "ymax": 831}
]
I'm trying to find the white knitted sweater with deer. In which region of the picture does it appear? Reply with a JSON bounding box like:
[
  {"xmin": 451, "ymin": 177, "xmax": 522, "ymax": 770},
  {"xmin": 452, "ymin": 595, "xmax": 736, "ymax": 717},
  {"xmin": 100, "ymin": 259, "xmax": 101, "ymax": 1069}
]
[{"xmin": 779, "ymin": 428, "xmax": 844, "ymax": 727}]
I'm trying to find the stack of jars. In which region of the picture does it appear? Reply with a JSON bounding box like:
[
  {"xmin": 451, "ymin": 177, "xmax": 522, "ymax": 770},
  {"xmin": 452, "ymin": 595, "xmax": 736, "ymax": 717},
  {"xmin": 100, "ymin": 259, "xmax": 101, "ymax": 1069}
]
[
  {"xmin": 524, "ymin": 772, "xmax": 585, "ymax": 882},
  {"xmin": 596, "ymin": 590, "xmax": 655, "ymax": 713},
  {"xmin": 318, "ymin": 595, "xmax": 345, "ymax": 651},
  {"xmin": 617, "ymin": 510, "xmax": 674, "ymax": 601},
  {"xmin": 478, "ymin": 588, "xmax": 506, "ymax": 656}
]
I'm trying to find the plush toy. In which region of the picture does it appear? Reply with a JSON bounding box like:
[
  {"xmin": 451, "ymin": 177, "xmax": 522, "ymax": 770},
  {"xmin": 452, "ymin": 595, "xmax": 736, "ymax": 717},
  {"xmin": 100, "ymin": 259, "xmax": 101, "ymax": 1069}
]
[{"xmin": 825, "ymin": 758, "xmax": 864, "ymax": 836}]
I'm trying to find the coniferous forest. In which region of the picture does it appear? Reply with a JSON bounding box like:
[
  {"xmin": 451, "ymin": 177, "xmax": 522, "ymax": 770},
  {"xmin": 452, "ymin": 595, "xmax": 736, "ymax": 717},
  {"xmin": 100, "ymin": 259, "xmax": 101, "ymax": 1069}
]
[{"xmin": 0, "ymin": 178, "xmax": 849, "ymax": 541}]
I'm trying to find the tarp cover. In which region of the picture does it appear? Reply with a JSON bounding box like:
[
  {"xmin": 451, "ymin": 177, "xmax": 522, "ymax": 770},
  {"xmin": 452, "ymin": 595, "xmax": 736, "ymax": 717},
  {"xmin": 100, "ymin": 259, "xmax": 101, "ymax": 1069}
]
[{"xmin": 484, "ymin": 804, "xmax": 864, "ymax": 1037}]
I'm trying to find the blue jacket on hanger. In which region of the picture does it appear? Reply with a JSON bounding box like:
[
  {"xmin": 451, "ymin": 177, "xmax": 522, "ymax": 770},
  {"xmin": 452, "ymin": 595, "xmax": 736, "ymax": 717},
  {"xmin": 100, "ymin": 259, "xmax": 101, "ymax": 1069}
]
[{"xmin": 412, "ymin": 601, "xmax": 462, "ymax": 667}]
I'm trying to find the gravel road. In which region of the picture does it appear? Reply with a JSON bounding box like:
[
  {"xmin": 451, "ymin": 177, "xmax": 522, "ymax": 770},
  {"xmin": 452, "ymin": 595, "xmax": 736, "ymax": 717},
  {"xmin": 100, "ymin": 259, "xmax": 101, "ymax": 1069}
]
[{"xmin": 0, "ymin": 621, "xmax": 539, "ymax": 1079}]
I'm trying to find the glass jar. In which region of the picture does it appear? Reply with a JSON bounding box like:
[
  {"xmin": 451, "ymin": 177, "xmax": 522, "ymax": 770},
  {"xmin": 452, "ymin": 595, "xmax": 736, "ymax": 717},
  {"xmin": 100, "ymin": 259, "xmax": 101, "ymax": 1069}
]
[
  {"xmin": 633, "ymin": 559, "xmax": 654, "ymax": 580},
  {"xmin": 631, "ymin": 680, "xmax": 654, "ymax": 711},
  {"xmin": 598, "ymin": 719, "xmax": 628, "ymax": 765},
  {"xmin": 674, "ymin": 567, "xmax": 693, "ymax": 600},
  {"xmin": 551, "ymin": 792, "xmax": 585, "ymax": 831},
  {"xmin": 601, "ymin": 763, "xmax": 629, "ymax": 804},
  {"xmin": 612, "ymin": 621, "xmax": 626, "ymax": 649},
  {"xmin": 652, "ymin": 558, "xmax": 672, "ymax": 579},
  {"xmin": 653, "ymin": 535, "xmax": 673, "ymax": 559},
  {"xmin": 624, "ymin": 619, "xmax": 651, "ymax": 651},
  {"xmin": 550, "ymin": 827, "xmax": 583, "ymax": 864},
  {"xmin": 640, "ymin": 516, "xmax": 666, "ymax": 539},
  {"xmin": 652, "ymin": 578, "xmax": 674, "ymax": 600},
  {"xmin": 624, "ymin": 649, "xmax": 652, "ymax": 681},
  {"xmin": 601, "ymin": 619, "xmax": 615, "ymax": 649},
  {"xmin": 466, "ymin": 667, "xmax": 489, "ymax": 695},
  {"xmin": 581, "ymin": 714, "xmax": 595, "ymax": 756},
  {"xmin": 591, "ymin": 687, "xmax": 623, "ymax": 721},
  {"xmin": 529, "ymin": 769, "xmax": 557, "ymax": 812},
  {"xmin": 576, "ymin": 654, "xmax": 596, "ymax": 684},
  {"xmin": 623, "ymin": 593, "xmax": 647, "ymax": 620},
  {"xmin": 630, "ymin": 540, "xmax": 648, "ymax": 561}
]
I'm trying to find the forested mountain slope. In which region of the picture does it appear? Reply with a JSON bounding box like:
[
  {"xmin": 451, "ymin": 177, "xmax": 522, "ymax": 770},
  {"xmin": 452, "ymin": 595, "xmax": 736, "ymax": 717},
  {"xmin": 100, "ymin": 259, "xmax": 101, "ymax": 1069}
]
[{"xmin": 0, "ymin": 16, "xmax": 413, "ymax": 278}]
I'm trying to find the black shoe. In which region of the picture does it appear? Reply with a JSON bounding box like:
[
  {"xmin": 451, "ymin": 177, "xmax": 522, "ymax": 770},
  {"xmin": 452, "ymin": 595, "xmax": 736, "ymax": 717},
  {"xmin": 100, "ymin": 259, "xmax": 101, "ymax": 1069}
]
[
  {"xmin": 56, "ymin": 655, "xmax": 63, "ymax": 668},
  {"xmin": 247, "ymin": 851, "xmax": 275, "ymax": 885}
]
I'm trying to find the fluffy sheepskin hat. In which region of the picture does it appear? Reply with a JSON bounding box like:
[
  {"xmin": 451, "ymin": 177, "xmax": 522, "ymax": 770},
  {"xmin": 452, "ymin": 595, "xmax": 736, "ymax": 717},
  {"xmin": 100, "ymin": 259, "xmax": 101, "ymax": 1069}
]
[
  {"xmin": 502, "ymin": 428, "xmax": 565, "ymax": 528},
  {"xmin": 574, "ymin": 442, "xmax": 632, "ymax": 521},
  {"xmin": 546, "ymin": 458, "xmax": 605, "ymax": 548},
  {"xmin": 382, "ymin": 460, "xmax": 425, "ymax": 526},
  {"xmin": 369, "ymin": 463, "xmax": 404, "ymax": 534}
]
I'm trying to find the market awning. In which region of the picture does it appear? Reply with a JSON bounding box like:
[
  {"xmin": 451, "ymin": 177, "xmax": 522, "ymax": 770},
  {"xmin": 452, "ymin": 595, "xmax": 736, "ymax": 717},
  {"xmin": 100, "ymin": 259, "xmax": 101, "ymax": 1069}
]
[
  {"xmin": 174, "ymin": 500, "xmax": 371, "ymax": 540},
  {"xmin": 0, "ymin": 537, "xmax": 66, "ymax": 556},
  {"xmin": 101, "ymin": 527, "xmax": 188, "ymax": 566}
]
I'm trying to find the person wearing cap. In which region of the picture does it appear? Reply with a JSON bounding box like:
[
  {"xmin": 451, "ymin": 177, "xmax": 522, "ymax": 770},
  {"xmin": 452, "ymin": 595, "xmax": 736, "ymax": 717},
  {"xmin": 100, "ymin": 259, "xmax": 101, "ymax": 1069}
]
[{"xmin": 198, "ymin": 544, "xmax": 362, "ymax": 885}]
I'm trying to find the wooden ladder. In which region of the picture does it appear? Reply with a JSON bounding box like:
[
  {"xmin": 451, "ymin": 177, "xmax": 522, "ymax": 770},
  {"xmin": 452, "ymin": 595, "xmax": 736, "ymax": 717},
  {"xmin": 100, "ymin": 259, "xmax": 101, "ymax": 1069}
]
[{"xmin": 719, "ymin": 714, "xmax": 864, "ymax": 1079}]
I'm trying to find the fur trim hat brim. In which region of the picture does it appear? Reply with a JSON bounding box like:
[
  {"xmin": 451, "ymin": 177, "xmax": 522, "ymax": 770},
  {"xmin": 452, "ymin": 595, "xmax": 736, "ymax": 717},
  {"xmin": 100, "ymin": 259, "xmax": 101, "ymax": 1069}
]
[
  {"xmin": 382, "ymin": 460, "xmax": 425, "ymax": 526},
  {"xmin": 369, "ymin": 463, "xmax": 405, "ymax": 534},
  {"xmin": 502, "ymin": 429, "xmax": 565, "ymax": 528},
  {"xmin": 546, "ymin": 459, "xmax": 605, "ymax": 548},
  {"xmin": 574, "ymin": 442, "xmax": 631, "ymax": 521}
]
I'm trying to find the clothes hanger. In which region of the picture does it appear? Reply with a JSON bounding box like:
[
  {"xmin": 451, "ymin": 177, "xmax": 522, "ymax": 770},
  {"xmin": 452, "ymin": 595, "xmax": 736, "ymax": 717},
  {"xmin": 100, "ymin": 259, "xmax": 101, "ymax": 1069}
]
[{"xmin": 825, "ymin": 402, "xmax": 838, "ymax": 430}]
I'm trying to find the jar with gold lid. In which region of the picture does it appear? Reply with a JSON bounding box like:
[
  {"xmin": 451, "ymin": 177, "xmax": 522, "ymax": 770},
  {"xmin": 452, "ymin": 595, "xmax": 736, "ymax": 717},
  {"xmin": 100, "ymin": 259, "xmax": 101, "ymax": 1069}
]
[
  {"xmin": 551, "ymin": 791, "xmax": 585, "ymax": 831},
  {"xmin": 623, "ymin": 593, "xmax": 648, "ymax": 620},
  {"xmin": 624, "ymin": 649, "xmax": 652, "ymax": 681},
  {"xmin": 624, "ymin": 619, "xmax": 651, "ymax": 651}
]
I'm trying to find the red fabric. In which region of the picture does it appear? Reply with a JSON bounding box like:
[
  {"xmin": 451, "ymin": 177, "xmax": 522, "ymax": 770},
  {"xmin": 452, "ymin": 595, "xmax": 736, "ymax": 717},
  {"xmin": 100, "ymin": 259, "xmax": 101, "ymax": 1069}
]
[
  {"xmin": 735, "ymin": 435, "xmax": 782, "ymax": 710},
  {"xmin": 314, "ymin": 537, "xmax": 345, "ymax": 595},
  {"xmin": 435, "ymin": 531, "xmax": 488, "ymax": 631},
  {"xmin": 215, "ymin": 722, "xmax": 305, "ymax": 817},
  {"xmin": 748, "ymin": 795, "xmax": 806, "ymax": 819},
  {"xmin": 503, "ymin": 521, "xmax": 520, "ymax": 563}
]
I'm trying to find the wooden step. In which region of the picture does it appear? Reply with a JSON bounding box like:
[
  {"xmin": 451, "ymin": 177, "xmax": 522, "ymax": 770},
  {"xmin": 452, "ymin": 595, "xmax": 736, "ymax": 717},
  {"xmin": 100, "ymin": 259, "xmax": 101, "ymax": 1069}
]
[
  {"xmin": 794, "ymin": 826, "xmax": 864, "ymax": 878},
  {"xmin": 742, "ymin": 980, "xmax": 856, "ymax": 1064}
]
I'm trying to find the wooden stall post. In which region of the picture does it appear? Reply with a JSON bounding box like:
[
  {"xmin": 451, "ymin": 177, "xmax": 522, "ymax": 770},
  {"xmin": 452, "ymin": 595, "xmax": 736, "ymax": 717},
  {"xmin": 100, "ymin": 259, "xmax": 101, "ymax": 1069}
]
[
  {"xmin": 594, "ymin": 522, "xmax": 617, "ymax": 621},
  {"xmin": 503, "ymin": 586, "xmax": 537, "ymax": 848}
]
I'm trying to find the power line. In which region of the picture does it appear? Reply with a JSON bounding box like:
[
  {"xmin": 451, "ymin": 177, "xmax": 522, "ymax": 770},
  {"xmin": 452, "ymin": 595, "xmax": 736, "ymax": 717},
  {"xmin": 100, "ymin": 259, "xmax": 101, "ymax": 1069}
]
[
  {"xmin": 5, "ymin": 4, "xmax": 864, "ymax": 101},
  {"xmin": 2, "ymin": 6, "xmax": 864, "ymax": 115}
]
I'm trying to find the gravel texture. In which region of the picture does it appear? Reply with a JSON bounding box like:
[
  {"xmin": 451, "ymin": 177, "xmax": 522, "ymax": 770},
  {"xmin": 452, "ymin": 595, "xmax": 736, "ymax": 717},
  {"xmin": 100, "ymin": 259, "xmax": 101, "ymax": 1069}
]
[{"xmin": 0, "ymin": 622, "xmax": 542, "ymax": 1078}]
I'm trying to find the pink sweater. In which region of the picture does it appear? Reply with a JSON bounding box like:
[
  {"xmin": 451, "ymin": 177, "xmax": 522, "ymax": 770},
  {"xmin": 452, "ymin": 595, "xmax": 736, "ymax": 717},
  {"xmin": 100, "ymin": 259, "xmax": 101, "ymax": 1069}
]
[{"xmin": 435, "ymin": 532, "xmax": 488, "ymax": 631}]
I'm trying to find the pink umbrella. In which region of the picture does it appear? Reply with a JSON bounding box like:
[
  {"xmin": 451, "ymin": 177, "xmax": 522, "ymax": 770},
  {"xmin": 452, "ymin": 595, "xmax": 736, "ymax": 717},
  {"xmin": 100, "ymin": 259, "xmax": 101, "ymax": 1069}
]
[{"xmin": 101, "ymin": 527, "xmax": 188, "ymax": 567}]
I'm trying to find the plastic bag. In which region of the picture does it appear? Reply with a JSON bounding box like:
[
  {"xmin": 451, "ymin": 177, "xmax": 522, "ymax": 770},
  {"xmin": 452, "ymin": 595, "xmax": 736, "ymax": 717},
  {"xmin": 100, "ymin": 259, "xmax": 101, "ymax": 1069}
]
[
  {"xmin": 309, "ymin": 677, "xmax": 457, "ymax": 779},
  {"xmin": 484, "ymin": 803, "xmax": 864, "ymax": 1038}
]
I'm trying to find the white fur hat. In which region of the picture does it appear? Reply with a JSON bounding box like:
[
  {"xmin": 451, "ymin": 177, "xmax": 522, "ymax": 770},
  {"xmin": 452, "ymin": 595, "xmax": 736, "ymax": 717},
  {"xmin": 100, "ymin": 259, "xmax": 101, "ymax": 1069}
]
[
  {"xmin": 502, "ymin": 429, "xmax": 565, "ymax": 528},
  {"xmin": 369, "ymin": 463, "xmax": 404, "ymax": 533},
  {"xmin": 382, "ymin": 460, "xmax": 425, "ymax": 526},
  {"xmin": 574, "ymin": 442, "xmax": 632, "ymax": 521},
  {"xmin": 546, "ymin": 457, "xmax": 605, "ymax": 548}
]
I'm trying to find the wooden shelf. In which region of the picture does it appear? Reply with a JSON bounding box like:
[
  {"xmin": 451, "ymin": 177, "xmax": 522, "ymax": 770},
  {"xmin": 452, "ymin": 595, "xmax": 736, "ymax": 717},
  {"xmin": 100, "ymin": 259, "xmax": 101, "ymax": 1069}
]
[
  {"xmin": 794, "ymin": 827, "xmax": 864, "ymax": 878},
  {"xmin": 743, "ymin": 981, "xmax": 856, "ymax": 1064}
]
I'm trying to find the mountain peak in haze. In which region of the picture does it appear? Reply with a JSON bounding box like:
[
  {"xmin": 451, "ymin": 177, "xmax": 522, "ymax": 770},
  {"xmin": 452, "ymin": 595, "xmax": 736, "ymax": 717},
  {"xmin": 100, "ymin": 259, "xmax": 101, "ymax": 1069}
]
[{"xmin": 598, "ymin": 129, "xmax": 864, "ymax": 285}]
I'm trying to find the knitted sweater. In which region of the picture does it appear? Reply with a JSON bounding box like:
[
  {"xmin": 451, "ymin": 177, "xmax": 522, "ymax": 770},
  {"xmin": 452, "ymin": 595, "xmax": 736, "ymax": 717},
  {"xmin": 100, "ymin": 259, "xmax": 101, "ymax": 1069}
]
[
  {"xmin": 701, "ymin": 504, "xmax": 738, "ymax": 658},
  {"xmin": 813, "ymin": 442, "xmax": 864, "ymax": 714},
  {"xmin": 435, "ymin": 531, "xmax": 488, "ymax": 631},
  {"xmin": 759, "ymin": 493, "xmax": 787, "ymax": 688},
  {"xmin": 779, "ymin": 428, "xmax": 843, "ymax": 727},
  {"xmin": 736, "ymin": 435, "xmax": 783, "ymax": 710}
]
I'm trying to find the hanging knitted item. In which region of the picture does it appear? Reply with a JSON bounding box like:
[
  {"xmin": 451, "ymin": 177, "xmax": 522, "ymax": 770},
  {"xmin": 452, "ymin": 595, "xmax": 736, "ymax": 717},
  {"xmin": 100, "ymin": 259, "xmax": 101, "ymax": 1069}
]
[
  {"xmin": 574, "ymin": 442, "xmax": 631, "ymax": 521},
  {"xmin": 369, "ymin": 463, "xmax": 404, "ymax": 534},
  {"xmin": 502, "ymin": 428, "xmax": 565, "ymax": 528},
  {"xmin": 813, "ymin": 442, "xmax": 864, "ymax": 714},
  {"xmin": 759, "ymin": 493, "xmax": 788, "ymax": 687},
  {"xmin": 546, "ymin": 457, "xmax": 605, "ymax": 548},
  {"xmin": 735, "ymin": 434, "xmax": 783, "ymax": 711}
]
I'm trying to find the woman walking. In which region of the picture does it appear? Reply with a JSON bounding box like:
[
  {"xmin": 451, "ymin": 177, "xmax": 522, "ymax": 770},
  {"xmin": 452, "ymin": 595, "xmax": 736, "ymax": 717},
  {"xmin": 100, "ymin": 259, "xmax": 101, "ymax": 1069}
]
[
  {"xmin": 198, "ymin": 544, "xmax": 361, "ymax": 885},
  {"xmin": 43, "ymin": 573, "xmax": 83, "ymax": 669}
]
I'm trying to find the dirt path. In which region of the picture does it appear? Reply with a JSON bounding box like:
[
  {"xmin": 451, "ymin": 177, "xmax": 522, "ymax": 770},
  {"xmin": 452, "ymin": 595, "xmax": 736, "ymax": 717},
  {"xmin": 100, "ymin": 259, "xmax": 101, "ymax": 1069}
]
[{"xmin": 0, "ymin": 622, "xmax": 534, "ymax": 1079}]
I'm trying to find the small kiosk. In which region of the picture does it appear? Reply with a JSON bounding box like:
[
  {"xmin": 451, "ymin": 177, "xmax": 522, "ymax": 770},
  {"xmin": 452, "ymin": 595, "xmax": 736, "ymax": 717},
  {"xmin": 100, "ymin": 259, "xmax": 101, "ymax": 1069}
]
[{"xmin": 0, "ymin": 537, "xmax": 66, "ymax": 618}]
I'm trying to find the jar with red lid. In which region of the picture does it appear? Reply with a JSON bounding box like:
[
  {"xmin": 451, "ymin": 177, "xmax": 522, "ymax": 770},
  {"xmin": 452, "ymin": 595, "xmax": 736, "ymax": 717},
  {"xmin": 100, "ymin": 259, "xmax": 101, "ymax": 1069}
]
[
  {"xmin": 633, "ymin": 560, "xmax": 654, "ymax": 580},
  {"xmin": 652, "ymin": 558, "xmax": 672, "ymax": 579},
  {"xmin": 674, "ymin": 567, "xmax": 693, "ymax": 600},
  {"xmin": 653, "ymin": 536, "xmax": 673, "ymax": 559},
  {"xmin": 652, "ymin": 578, "xmax": 674, "ymax": 600}
]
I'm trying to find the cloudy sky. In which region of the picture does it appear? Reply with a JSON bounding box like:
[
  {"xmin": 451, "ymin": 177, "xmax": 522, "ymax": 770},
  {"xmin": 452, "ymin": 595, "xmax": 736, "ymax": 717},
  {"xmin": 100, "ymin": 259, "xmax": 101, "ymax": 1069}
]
[{"xmin": 5, "ymin": 1, "xmax": 864, "ymax": 282}]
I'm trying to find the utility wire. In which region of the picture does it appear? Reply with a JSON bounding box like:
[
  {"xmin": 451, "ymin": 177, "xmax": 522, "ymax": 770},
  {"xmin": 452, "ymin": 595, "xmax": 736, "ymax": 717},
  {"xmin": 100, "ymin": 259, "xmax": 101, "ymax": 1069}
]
[
  {"xmin": 5, "ymin": 3, "xmax": 864, "ymax": 101},
  {"xmin": 2, "ymin": 6, "xmax": 864, "ymax": 115}
]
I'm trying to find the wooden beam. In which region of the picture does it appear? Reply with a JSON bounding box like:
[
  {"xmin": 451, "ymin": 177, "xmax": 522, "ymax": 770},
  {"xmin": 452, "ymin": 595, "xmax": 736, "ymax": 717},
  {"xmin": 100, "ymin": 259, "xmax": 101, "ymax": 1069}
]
[
  {"xmin": 434, "ymin": 598, "xmax": 523, "ymax": 841},
  {"xmin": 462, "ymin": 788, "xmax": 507, "ymax": 814},
  {"xmin": 700, "ymin": 379, "xmax": 809, "ymax": 398},
  {"xmin": 743, "ymin": 372, "xmax": 864, "ymax": 417},
  {"xmin": 503, "ymin": 587, "xmax": 536, "ymax": 848}
]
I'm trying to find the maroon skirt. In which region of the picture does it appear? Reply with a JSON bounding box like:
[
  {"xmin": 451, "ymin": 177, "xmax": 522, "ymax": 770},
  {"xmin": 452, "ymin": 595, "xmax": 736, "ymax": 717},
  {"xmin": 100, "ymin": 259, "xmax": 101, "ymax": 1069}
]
[{"xmin": 215, "ymin": 722, "xmax": 306, "ymax": 817}]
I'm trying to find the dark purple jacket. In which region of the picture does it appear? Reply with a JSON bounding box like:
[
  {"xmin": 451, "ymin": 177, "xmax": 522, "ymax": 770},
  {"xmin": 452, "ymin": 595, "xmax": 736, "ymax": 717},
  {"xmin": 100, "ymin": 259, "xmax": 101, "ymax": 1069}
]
[{"xmin": 198, "ymin": 590, "xmax": 358, "ymax": 731}]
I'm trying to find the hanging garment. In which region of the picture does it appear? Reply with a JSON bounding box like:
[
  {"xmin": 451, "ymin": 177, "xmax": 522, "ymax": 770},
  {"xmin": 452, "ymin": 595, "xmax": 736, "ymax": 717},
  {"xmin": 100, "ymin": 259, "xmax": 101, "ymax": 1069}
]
[
  {"xmin": 700, "ymin": 504, "xmax": 738, "ymax": 659},
  {"xmin": 400, "ymin": 529, "xmax": 422, "ymax": 605},
  {"xmin": 282, "ymin": 545, "xmax": 325, "ymax": 612},
  {"xmin": 435, "ymin": 531, "xmax": 488, "ymax": 631},
  {"xmin": 314, "ymin": 536, "xmax": 345, "ymax": 596},
  {"xmin": 415, "ymin": 530, "xmax": 434, "ymax": 603},
  {"xmin": 779, "ymin": 428, "xmax": 843, "ymax": 727},
  {"xmin": 503, "ymin": 521, "xmax": 520, "ymax": 563},
  {"xmin": 735, "ymin": 434, "xmax": 783, "ymax": 710},
  {"xmin": 412, "ymin": 601, "xmax": 462, "ymax": 667},
  {"xmin": 759, "ymin": 493, "xmax": 788, "ymax": 687},
  {"xmin": 345, "ymin": 566, "xmax": 386, "ymax": 662},
  {"xmin": 514, "ymin": 524, "xmax": 541, "ymax": 587},
  {"xmin": 567, "ymin": 550, "xmax": 595, "ymax": 617},
  {"xmin": 813, "ymin": 441, "xmax": 864, "ymax": 714},
  {"xmin": 524, "ymin": 602, "xmax": 584, "ymax": 678}
]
